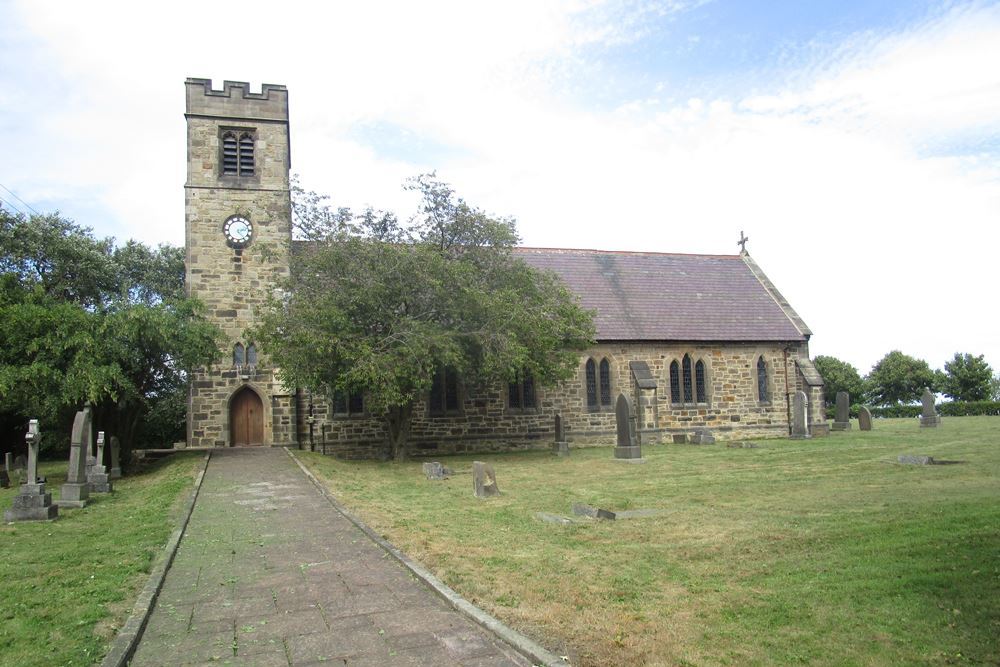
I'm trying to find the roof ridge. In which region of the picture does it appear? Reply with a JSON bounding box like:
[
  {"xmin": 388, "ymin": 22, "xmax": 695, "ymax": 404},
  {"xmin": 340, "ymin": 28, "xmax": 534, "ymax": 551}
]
[{"xmin": 515, "ymin": 246, "xmax": 741, "ymax": 259}]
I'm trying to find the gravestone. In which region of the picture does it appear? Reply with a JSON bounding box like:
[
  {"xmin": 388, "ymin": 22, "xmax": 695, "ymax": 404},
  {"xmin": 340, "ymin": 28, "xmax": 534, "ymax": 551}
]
[
  {"xmin": 919, "ymin": 388, "xmax": 940, "ymax": 428},
  {"xmin": 472, "ymin": 461, "xmax": 500, "ymax": 498},
  {"xmin": 422, "ymin": 461, "xmax": 450, "ymax": 480},
  {"xmin": 613, "ymin": 393, "xmax": 644, "ymax": 461},
  {"xmin": 0, "ymin": 452, "xmax": 9, "ymax": 488},
  {"xmin": 535, "ymin": 511, "xmax": 573, "ymax": 525},
  {"xmin": 858, "ymin": 406, "xmax": 873, "ymax": 431},
  {"xmin": 109, "ymin": 435, "xmax": 122, "ymax": 479},
  {"xmin": 59, "ymin": 406, "xmax": 93, "ymax": 508},
  {"xmin": 552, "ymin": 413, "xmax": 569, "ymax": 457},
  {"xmin": 898, "ymin": 454, "xmax": 934, "ymax": 465},
  {"xmin": 689, "ymin": 428, "xmax": 716, "ymax": 445},
  {"xmin": 87, "ymin": 431, "xmax": 113, "ymax": 493},
  {"xmin": 571, "ymin": 503, "xmax": 616, "ymax": 520},
  {"xmin": 5, "ymin": 420, "xmax": 59, "ymax": 522},
  {"xmin": 672, "ymin": 434, "xmax": 688, "ymax": 444},
  {"xmin": 14, "ymin": 454, "xmax": 26, "ymax": 470},
  {"xmin": 790, "ymin": 391, "xmax": 810, "ymax": 439},
  {"xmin": 832, "ymin": 391, "xmax": 852, "ymax": 431}
]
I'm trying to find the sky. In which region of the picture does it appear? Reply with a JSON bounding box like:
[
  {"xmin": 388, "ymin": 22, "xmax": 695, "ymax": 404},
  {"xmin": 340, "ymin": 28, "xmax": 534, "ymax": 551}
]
[{"xmin": 1, "ymin": 0, "xmax": 998, "ymax": 377}]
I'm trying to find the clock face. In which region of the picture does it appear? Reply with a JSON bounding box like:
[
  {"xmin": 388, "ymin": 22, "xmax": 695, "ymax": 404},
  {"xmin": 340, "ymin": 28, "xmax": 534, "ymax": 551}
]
[{"xmin": 223, "ymin": 216, "xmax": 253, "ymax": 247}]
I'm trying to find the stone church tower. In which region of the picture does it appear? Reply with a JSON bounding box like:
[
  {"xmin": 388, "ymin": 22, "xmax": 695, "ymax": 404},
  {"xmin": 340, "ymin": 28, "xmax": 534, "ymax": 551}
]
[{"xmin": 184, "ymin": 78, "xmax": 297, "ymax": 447}]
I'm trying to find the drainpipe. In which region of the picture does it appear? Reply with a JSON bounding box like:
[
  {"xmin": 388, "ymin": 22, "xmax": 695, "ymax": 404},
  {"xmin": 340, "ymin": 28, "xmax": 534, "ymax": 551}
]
[{"xmin": 783, "ymin": 347, "xmax": 792, "ymax": 435}]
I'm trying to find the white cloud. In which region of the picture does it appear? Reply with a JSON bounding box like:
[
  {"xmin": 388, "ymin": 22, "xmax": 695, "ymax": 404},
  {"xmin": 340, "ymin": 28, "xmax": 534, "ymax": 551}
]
[{"xmin": 3, "ymin": 0, "xmax": 1000, "ymax": 375}]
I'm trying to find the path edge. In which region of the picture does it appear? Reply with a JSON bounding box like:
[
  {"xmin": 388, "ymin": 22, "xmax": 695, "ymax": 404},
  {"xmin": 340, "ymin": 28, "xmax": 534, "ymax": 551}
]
[
  {"xmin": 284, "ymin": 448, "xmax": 568, "ymax": 667},
  {"xmin": 99, "ymin": 450, "xmax": 213, "ymax": 667}
]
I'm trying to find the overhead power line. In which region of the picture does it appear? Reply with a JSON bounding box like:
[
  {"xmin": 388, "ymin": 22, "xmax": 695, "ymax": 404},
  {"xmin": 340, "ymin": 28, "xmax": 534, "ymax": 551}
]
[{"xmin": 0, "ymin": 182, "xmax": 41, "ymax": 216}]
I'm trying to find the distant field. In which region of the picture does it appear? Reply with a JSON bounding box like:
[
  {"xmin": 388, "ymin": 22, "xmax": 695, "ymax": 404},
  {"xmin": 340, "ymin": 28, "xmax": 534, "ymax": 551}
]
[
  {"xmin": 299, "ymin": 417, "xmax": 1000, "ymax": 666},
  {"xmin": 0, "ymin": 452, "xmax": 203, "ymax": 667}
]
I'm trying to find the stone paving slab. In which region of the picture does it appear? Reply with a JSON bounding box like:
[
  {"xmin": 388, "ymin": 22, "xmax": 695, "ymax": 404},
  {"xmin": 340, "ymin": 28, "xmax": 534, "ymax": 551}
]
[{"xmin": 129, "ymin": 448, "xmax": 534, "ymax": 667}]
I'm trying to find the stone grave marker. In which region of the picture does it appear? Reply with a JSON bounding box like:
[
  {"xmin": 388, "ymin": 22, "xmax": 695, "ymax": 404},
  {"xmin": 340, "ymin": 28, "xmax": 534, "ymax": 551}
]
[
  {"xmin": 472, "ymin": 461, "xmax": 500, "ymax": 498},
  {"xmin": 59, "ymin": 406, "xmax": 93, "ymax": 508},
  {"xmin": 571, "ymin": 503, "xmax": 616, "ymax": 520},
  {"xmin": 552, "ymin": 413, "xmax": 569, "ymax": 457},
  {"xmin": 14, "ymin": 454, "xmax": 26, "ymax": 470},
  {"xmin": 689, "ymin": 428, "xmax": 716, "ymax": 445},
  {"xmin": 86, "ymin": 431, "xmax": 113, "ymax": 493},
  {"xmin": 5, "ymin": 420, "xmax": 58, "ymax": 522},
  {"xmin": 832, "ymin": 391, "xmax": 852, "ymax": 431},
  {"xmin": 613, "ymin": 393, "xmax": 644, "ymax": 461},
  {"xmin": 422, "ymin": 461, "xmax": 450, "ymax": 480},
  {"xmin": 919, "ymin": 388, "xmax": 940, "ymax": 428},
  {"xmin": 672, "ymin": 434, "xmax": 688, "ymax": 444},
  {"xmin": 898, "ymin": 454, "xmax": 934, "ymax": 465},
  {"xmin": 790, "ymin": 391, "xmax": 810, "ymax": 439},
  {"xmin": 535, "ymin": 512, "xmax": 574, "ymax": 525},
  {"xmin": 858, "ymin": 406, "xmax": 873, "ymax": 431},
  {"xmin": 109, "ymin": 435, "xmax": 122, "ymax": 479}
]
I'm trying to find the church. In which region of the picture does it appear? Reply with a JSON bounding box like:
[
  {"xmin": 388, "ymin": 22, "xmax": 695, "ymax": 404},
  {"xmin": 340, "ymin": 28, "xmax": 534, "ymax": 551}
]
[{"xmin": 183, "ymin": 78, "xmax": 827, "ymax": 455}]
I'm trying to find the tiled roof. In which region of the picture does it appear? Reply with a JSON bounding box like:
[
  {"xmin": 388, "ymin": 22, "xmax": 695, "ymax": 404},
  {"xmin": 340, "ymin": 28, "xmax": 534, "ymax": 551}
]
[{"xmin": 515, "ymin": 248, "xmax": 808, "ymax": 342}]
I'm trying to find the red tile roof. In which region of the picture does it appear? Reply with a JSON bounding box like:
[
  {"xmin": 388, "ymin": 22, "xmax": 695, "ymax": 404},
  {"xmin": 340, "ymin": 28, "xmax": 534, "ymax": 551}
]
[{"xmin": 515, "ymin": 247, "xmax": 808, "ymax": 342}]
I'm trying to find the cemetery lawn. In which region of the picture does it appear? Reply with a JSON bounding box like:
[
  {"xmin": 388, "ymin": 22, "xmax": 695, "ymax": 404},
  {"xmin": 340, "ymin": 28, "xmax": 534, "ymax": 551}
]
[
  {"xmin": 298, "ymin": 417, "xmax": 1000, "ymax": 667},
  {"xmin": 0, "ymin": 451, "xmax": 204, "ymax": 667}
]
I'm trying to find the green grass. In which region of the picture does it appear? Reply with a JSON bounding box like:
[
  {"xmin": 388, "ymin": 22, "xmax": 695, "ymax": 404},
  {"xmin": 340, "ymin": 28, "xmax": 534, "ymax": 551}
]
[
  {"xmin": 0, "ymin": 452, "xmax": 203, "ymax": 667},
  {"xmin": 298, "ymin": 417, "xmax": 1000, "ymax": 666}
]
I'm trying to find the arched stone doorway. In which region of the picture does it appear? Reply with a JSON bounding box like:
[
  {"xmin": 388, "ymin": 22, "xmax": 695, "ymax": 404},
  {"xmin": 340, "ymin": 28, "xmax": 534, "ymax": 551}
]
[{"xmin": 230, "ymin": 387, "xmax": 264, "ymax": 446}]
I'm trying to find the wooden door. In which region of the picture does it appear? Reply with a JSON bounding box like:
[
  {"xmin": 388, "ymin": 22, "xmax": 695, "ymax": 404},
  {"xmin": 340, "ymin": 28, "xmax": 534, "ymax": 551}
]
[{"xmin": 230, "ymin": 388, "xmax": 264, "ymax": 446}]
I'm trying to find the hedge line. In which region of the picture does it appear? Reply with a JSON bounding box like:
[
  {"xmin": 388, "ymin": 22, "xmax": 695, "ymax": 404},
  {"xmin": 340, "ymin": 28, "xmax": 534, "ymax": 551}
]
[{"xmin": 825, "ymin": 401, "xmax": 1000, "ymax": 419}]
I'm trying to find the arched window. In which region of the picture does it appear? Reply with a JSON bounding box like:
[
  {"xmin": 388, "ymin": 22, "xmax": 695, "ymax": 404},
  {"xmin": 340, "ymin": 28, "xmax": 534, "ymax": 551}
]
[
  {"xmin": 509, "ymin": 370, "xmax": 537, "ymax": 410},
  {"xmin": 222, "ymin": 131, "xmax": 255, "ymax": 176},
  {"xmin": 246, "ymin": 344, "xmax": 258, "ymax": 367},
  {"xmin": 233, "ymin": 343, "xmax": 245, "ymax": 367},
  {"xmin": 599, "ymin": 358, "xmax": 612, "ymax": 407},
  {"xmin": 585, "ymin": 359, "xmax": 598, "ymax": 409},
  {"xmin": 669, "ymin": 360, "xmax": 681, "ymax": 403},
  {"xmin": 757, "ymin": 356, "xmax": 769, "ymax": 402},
  {"xmin": 682, "ymin": 354, "xmax": 693, "ymax": 403},
  {"xmin": 695, "ymin": 359, "xmax": 707, "ymax": 403},
  {"xmin": 430, "ymin": 367, "xmax": 460, "ymax": 415}
]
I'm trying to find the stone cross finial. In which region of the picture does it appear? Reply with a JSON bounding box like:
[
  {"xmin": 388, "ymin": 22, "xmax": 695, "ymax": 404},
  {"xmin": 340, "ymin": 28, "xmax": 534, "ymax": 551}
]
[{"xmin": 737, "ymin": 230, "xmax": 749, "ymax": 254}]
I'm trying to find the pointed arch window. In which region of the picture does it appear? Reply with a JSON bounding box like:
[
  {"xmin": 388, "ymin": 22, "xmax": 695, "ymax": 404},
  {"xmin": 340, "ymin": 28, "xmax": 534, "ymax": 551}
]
[
  {"xmin": 757, "ymin": 356, "xmax": 769, "ymax": 403},
  {"xmin": 430, "ymin": 367, "xmax": 461, "ymax": 415},
  {"xmin": 585, "ymin": 359, "xmax": 598, "ymax": 409},
  {"xmin": 508, "ymin": 370, "xmax": 537, "ymax": 411},
  {"xmin": 669, "ymin": 360, "xmax": 681, "ymax": 403},
  {"xmin": 682, "ymin": 354, "xmax": 693, "ymax": 403},
  {"xmin": 695, "ymin": 359, "xmax": 707, "ymax": 403},
  {"xmin": 221, "ymin": 130, "xmax": 255, "ymax": 177},
  {"xmin": 233, "ymin": 343, "xmax": 245, "ymax": 367},
  {"xmin": 246, "ymin": 344, "xmax": 258, "ymax": 367},
  {"xmin": 599, "ymin": 358, "xmax": 612, "ymax": 407}
]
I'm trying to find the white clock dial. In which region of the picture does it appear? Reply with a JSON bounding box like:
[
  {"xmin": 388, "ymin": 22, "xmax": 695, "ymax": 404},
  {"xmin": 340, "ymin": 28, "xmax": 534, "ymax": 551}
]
[{"xmin": 223, "ymin": 216, "xmax": 253, "ymax": 246}]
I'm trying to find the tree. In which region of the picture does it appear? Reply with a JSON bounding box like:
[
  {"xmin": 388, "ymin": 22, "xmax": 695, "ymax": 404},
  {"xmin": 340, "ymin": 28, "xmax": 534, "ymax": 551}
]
[
  {"xmin": 866, "ymin": 350, "xmax": 938, "ymax": 406},
  {"xmin": 940, "ymin": 353, "xmax": 995, "ymax": 402},
  {"xmin": 0, "ymin": 208, "xmax": 221, "ymax": 458},
  {"xmin": 813, "ymin": 355, "xmax": 866, "ymax": 406},
  {"xmin": 252, "ymin": 175, "xmax": 595, "ymax": 460}
]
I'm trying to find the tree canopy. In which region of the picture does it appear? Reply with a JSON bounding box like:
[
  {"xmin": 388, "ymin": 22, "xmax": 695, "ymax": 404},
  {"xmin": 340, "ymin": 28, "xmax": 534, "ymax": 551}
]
[
  {"xmin": 941, "ymin": 353, "xmax": 995, "ymax": 402},
  {"xmin": 0, "ymin": 209, "xmax": 220, "ymax": 457},
  {"xmin": 812, "ymin": 355, "xmax": 866, "ymax": 406},
  {"xmin": 864, "ymin": 350, "xmax": 939, "ymax": 406},
  {"xmin": 252, "ymin": 175, "xmax": 595, "ymax": 460}
]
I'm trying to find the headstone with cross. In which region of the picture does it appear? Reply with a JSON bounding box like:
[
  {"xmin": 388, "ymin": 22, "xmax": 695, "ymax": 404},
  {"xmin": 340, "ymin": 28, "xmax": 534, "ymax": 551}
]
[
  {"xmin": 5, "ymin": 420, "xmax": 59, "ymax": 522},
  {"xmin": 86, "ymin": 431, "xmax": 113, "ymax": 493}
]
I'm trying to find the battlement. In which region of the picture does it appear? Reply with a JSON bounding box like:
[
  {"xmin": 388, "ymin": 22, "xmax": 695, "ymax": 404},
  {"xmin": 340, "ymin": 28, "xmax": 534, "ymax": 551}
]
[{"xmin": 185, "ymin": 78, "xmax": 288, "ymax": 121}]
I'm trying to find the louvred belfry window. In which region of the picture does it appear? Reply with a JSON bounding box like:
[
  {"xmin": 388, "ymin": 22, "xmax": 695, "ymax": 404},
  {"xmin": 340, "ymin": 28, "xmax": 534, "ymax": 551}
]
[{"xmin": 222, "ymin": 131, "xmax": 255, "ymax": 176}]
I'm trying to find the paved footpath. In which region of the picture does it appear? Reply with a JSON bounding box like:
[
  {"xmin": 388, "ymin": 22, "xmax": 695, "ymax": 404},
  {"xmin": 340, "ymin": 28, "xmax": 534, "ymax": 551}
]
[{"xmin": 130, "ymin": 448, "xmax": 534, "ymax": 667}]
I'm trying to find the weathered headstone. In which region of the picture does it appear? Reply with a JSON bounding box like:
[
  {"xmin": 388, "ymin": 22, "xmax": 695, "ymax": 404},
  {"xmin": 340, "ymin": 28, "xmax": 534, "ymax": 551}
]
[
  {"xmin": 59, "ymin": 406, "xmax": 92, "ymax": 508},
  {"xmin": 919, "ymin": 388, "xmax": 940, "ymax": 428},
  {"xmin": 832, "ymin": 391, "xmax": 852, "ymax": 431},
  {"xmin": 613, "ymin": 393, "xmax": 644, "ymax": 461},
  {"xmin": 535, "ymin": 512, "xmax": 574, "ymax": 525},
  {"xmin": 790, "ymin": 390, "xmax": 810, "ymax": 439},
  {"xmin": 14, "ymin": 454, "xmax": 26, "ymax": 470},
  {"xmin": 571, "ymin": 503, "xmax": 616, "ymax": 520},
  {"xmin": 422, "ymin": 461, "xmax": 450, "ymax": 480},
  {"xmin": 898, "ymin": 454, "xmax": 934, "ymax": 465},
  {"xmin": 109, "ymin": 435, "xmax": 122, "ymax": 479},
  {"xmin": 689, "ymin": 428, "xmax": 716, "ymax": 445},
  {"xmin": 672, "ymin": 434, "xmax": 688, "ymax": 444},
  {"xmin": 5, "ymin": 420, "xmax": 58, "ymax": 522},
  {"xmin": 472, "ymin": 461, "xmax": 500, "ymax": 498},
  {"xmin": 552, "ymin": 413, "xmax": 569, "ymax": 457},
  {"xmin": 86, "ymin": 431, "xmax": 113, "ymax": 493},
  {"xmin": 858, "ymin": 406, "xmax": 873, "ymax": 431}
]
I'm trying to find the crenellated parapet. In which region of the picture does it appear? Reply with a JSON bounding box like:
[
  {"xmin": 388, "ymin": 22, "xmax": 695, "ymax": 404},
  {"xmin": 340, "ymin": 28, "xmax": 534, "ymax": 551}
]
[{"xmin": 185, "ymin": 78, "xmax": 288, "ymax": 121}]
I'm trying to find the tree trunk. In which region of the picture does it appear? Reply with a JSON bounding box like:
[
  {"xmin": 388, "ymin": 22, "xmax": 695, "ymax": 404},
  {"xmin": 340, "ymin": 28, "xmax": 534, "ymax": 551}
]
[{"xmin": 385, "ymin": 403, "xmax": 414, "ymax": 462}]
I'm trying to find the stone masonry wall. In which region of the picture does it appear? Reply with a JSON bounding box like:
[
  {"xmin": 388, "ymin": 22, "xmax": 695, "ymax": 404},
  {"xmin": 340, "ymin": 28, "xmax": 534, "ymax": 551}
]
[{"xmin": 292, "ymin": 341, "xmax": 821, "ymax": 458}]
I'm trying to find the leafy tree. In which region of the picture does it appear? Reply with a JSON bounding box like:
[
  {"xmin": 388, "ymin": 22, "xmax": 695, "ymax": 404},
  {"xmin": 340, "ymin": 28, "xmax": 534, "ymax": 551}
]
[
  {"xmin": 0, "ymin": 208, "xmax": 220, "ymax": 459},
  {"xmin": 940, "ymin": 353, "xmax": 995, "ymax": 402},
  {"xmin": 252, "ymin": 175, "xmax": 595, "ymax": 460},
  {"xmin": 813, "ymin": 355, "xmax": 866, "ymax": 406},
  {"xmin": 866, "ymin": 350, "xmax": 938, "ymax": 406}
]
